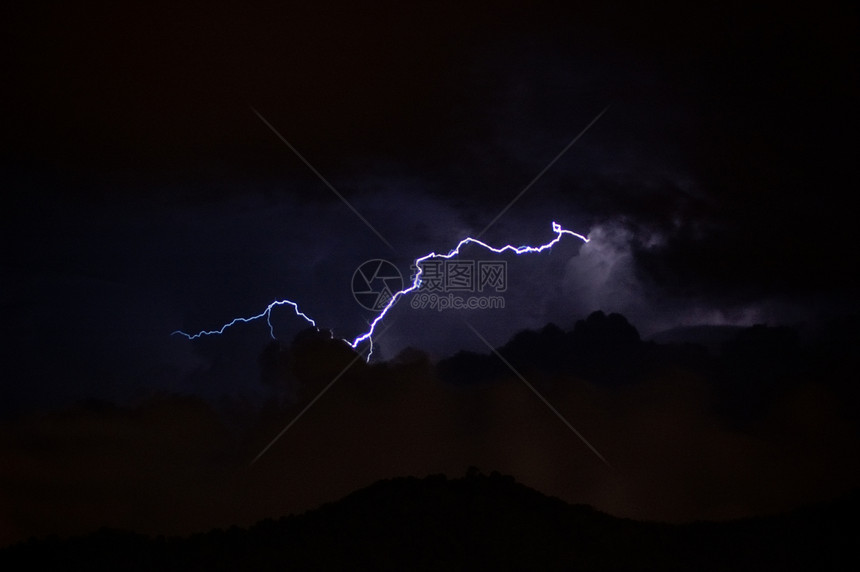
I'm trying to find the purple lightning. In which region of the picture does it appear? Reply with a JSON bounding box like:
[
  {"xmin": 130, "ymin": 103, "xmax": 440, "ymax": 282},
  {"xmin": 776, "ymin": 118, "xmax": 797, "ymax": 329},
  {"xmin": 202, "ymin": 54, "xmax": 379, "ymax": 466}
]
[{"xmin": 172, "ymin": 222, "xmax": 589, "ymax": 359}]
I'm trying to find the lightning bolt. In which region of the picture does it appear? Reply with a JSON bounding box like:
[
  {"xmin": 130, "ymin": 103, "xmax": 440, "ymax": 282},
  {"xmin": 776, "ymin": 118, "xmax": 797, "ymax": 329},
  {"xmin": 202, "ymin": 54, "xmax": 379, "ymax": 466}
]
[{"xmin": 173, "ymin": 221, "xmax": 589, "ymax": 359}]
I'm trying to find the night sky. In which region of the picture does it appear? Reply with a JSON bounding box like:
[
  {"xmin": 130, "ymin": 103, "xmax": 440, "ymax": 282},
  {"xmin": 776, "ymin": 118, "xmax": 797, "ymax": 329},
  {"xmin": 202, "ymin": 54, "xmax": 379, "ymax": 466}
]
[{"xmin": 2, "ymin": 0, "xmax": 858, "ymax": 546}]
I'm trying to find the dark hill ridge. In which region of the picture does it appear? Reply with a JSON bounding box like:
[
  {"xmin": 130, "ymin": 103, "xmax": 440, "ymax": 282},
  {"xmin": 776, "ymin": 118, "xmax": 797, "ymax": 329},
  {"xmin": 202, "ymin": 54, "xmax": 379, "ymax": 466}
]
[{"xmin": 2, "ymin": 471, "xmax": 857, "ymax": 571}]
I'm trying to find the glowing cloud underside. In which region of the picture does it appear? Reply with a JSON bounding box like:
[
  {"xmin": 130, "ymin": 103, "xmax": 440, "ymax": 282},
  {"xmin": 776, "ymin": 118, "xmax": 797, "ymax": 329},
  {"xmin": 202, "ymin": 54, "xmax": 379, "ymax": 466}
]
[{"xmin": 172, "ymin": 222, "xmax": 589, "ymax": 359}]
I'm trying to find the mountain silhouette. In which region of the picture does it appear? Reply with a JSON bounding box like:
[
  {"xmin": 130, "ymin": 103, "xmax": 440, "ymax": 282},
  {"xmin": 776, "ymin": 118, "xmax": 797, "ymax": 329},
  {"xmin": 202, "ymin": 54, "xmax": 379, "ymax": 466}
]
[{"xmin": 2, "ymin": 471, "xmax": 856, "ymax": 571}]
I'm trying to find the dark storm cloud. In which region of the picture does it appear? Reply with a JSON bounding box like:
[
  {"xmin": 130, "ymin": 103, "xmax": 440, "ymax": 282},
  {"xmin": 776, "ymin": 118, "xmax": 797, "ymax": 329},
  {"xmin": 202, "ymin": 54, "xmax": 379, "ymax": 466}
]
[
  {"xmin": 6, "ymin": 0, "xmax": 855, "ymax": 313},
  {"xmin": 4, "ymin": 0, "xmax": 857, "ymax": 408}
]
